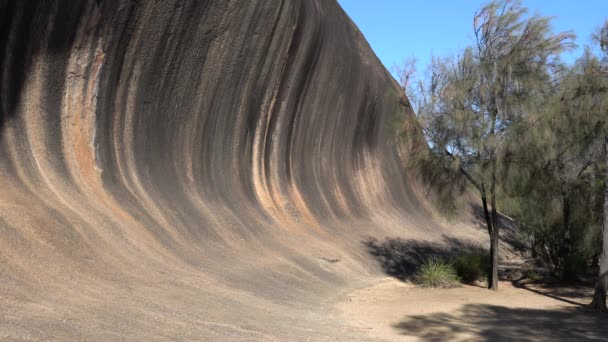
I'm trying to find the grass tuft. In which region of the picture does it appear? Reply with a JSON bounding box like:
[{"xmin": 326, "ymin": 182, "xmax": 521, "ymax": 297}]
[{"xmin": 415, "ymin": 257, "xmax": 460, "ymax": 288}]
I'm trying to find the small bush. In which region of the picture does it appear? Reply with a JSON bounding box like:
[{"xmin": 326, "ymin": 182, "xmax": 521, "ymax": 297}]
[
  {"xmin": 415, "ymin": 257, "xmax": 460, "ymax": 288},
  {"xmin": 453, "ymin": 248, "xmax": 490, "ymax": 283},
  {"xmin": 523, "ymin": 266, "xmax": 542, "ymax": 281},
  {"xmin": 513, "ymin": 228, "xmax": 535, "ymax": 253}
]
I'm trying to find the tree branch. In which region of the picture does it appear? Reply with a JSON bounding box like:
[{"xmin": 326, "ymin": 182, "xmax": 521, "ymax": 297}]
[{"xmin": 444, "ymin": 149, "xmax": 482, "ymax": 191}]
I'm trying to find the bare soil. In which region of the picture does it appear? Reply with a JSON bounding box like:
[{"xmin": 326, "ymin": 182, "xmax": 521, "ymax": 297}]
[{"xmin": 336, "ymin": 278, "xmax": 608, "ymax": 341}]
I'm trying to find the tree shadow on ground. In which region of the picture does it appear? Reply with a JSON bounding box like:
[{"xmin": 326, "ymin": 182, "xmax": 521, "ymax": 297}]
[
  {"xmin": 393, "ymin": 304, "xmax": 608, "ymax": 341},
  {"xmin": 512, "ymin": 277, "xmax": 594, "ymax": 306},
  {"xmin": 362, "ymin": 236, "xmax": 483, "ymax": 281}
]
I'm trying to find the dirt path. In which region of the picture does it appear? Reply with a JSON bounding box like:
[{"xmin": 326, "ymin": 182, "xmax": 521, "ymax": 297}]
[{"xmin": 336, "ymin": 278, "xmax": 608, "ymax": 341}]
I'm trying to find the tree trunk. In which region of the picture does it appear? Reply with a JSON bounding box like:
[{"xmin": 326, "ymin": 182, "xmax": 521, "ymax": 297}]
[
  {"xmin": 559, "ymin": 161, "xmax": 573, "ymax": 264},
  {"xmin": 592, "ymin": 253, "xmax": 600, "ymax": 270},
  {"xmin": 481, "ymin": 183, "xmax": 493, "ymax": 236},
  {"xmin": 487, "ymin": 109, "xmax": 499, "ymax": 291},
  {"xmin": 489, "ymin": 176, "xmax": 499, "ymax": 291},
  {"xmin": 489, "ymin": 228, "xmax": 499, "ymax": 290},
  {"xmin": 561, "ymin": 187, "xmax": 572, "ymax": 260},
  {"xmin": 480, "ymin": 183, "xmax": 497, "ymax": 290},
  {"xmin": 591, "ymin": 135, "xmax": 608, "ymax": 311}
]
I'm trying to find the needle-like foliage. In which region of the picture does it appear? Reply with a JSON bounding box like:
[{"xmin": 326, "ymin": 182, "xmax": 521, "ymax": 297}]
[{"xmin": 411, "ymin": 0, "xmax": 574, "ymax": 290}]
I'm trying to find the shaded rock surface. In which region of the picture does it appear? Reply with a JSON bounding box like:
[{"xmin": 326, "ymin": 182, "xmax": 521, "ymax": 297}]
[{"xmin": 0, "ymin": 1, "xmax": 481, "ymax": 340}]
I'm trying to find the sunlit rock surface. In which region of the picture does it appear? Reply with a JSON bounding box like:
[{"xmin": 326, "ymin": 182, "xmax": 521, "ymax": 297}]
[{"xmin": 0, "ymin": 1, "xmax": 468, "ymax": 340}]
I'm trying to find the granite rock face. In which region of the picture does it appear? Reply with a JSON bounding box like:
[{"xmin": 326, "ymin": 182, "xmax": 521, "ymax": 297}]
[{"xmin": 0, "ymin": 1, "xmax": 441, "ymax": 340}]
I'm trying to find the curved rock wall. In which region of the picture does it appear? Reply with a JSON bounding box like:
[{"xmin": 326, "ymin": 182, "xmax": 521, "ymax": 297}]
[{"xmin": 0, "ymin": 1, "xmax": 453, "ymax": 340}]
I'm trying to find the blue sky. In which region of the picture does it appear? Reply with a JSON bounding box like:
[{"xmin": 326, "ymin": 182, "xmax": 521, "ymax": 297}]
[{"xmin": 337, "ymin": 1, "xmax": 607, "ymax": 75}]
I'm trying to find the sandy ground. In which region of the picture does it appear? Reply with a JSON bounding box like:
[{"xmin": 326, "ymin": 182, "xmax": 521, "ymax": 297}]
[{"xmin": 336, "ymin": 278, "xmax": 608, "ymax": 341}]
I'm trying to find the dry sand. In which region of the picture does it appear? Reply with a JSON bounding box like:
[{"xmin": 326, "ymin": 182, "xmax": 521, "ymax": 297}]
[{"xmin": 336, "ymin": 278, "xmax": 608, "ymax": 341}]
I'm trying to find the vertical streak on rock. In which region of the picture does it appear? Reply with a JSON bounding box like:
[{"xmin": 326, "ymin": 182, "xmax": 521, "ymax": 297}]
[{"xmin": 0, "ymin": 1, "xmax": 444, "ymax": 339}]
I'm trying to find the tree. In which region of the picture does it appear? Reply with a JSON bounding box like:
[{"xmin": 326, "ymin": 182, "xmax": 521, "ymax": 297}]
[
  {"xmin": 508, "ymin": 50, "xmax": 604, "ymax": 278},
  {"xmin": 591, "ymin": 19, "xmax": 608, "ymax": 312},
  {"xmin": 412, "ymin": 0, "xmax": 573, "ymax": 290},
  {"xmin": 393, "ymin": 57, "xmax": 418, "ymax": 99}
]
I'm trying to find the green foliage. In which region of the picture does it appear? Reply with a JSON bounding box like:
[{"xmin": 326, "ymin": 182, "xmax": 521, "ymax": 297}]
[
  {"xmin": 523, "ymin": 265, "xmax": 542, "ymax": 281},
  {"xmin": 453, "ymin": 248, "xmax": 490, "ymax": 283},
  {"xmin": 415, "ymin": 152, "xmax": 469, "ymax": 216},
  {"xmin": 414, "ymin": 249, "xmax": 490, "ymax": 287},
  {"xmin": 512, "ymin": 227, "xmax": 535, "ymax": 252},
  {"xmin": 398, "ymin": 0, "xmax": 607, "ymax": 289},
  {"xmin": 498, "ymin": 45, "xmax": 608, "ymax": 276},
  {"xmin": 562, "ymin": 253, "xmax": 590, "ymax": 282},
  {"xmin": 499, "ymin": 176, "xmax": 604, "ymax": 276},
  {"xmin": 407, "ymin": 0, "xmax": 575, "ymax": 228},
  {"xmin": 415, "ymin": 258, "xmax": 461, "ymax": 288}
]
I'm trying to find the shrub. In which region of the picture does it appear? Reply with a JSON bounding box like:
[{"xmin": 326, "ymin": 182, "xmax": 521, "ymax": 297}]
[
  {"xmin": 453, "ymin": 248, "xmax": 490, "ymax": 283},
  {"xmin": 513, "ymin": 228, "xmax": 535, "ymax": 253},
  {"xmin": 523, "ymin": 265, "xmax": 542, "ymax": 281},
  {"xmin": 415, "ymin": 257, "xmax": 460, "ymax": 288}
]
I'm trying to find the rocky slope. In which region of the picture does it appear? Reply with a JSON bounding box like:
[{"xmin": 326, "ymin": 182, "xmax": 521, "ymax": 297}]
[{"xmin": 0, "ymin": 1, "xmax": 479, "ymax": 340}]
